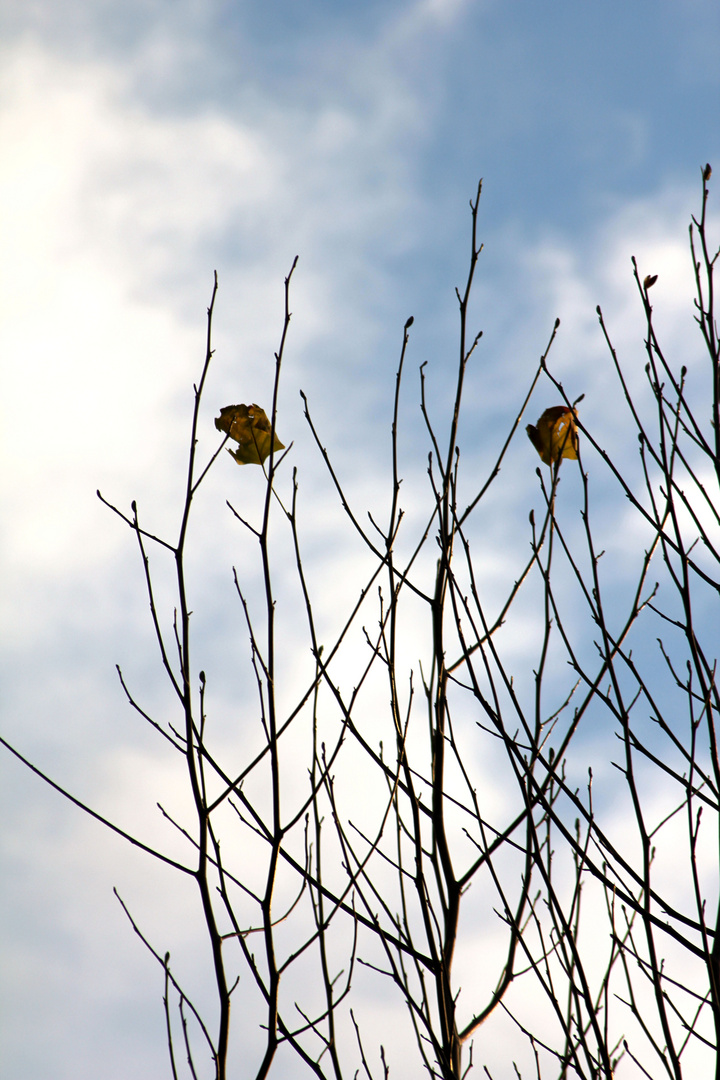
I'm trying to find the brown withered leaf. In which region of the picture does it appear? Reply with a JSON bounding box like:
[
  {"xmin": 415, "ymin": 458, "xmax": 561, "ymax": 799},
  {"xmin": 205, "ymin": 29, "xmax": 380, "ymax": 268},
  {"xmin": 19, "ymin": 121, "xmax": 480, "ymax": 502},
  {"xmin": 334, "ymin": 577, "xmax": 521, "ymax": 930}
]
[
  {"xmin": 215, "ymin": 403, "xmax": 285, "ymax": 465},
  {"xmin": 526, "ymin": 405, "xmax": 579, "ymax": 466}
]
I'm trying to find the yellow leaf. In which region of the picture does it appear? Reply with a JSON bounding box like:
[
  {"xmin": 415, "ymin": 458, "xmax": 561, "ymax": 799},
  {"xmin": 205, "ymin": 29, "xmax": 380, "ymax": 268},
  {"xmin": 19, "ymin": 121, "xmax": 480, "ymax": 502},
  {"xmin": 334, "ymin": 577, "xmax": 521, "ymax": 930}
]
[
  {"xmin": 215, "ymin": 403, "xmax": 285, "ymax": 465},
  {"xmin": 526, "ymin": 406, "xmax": 578, "ymax": 466}
]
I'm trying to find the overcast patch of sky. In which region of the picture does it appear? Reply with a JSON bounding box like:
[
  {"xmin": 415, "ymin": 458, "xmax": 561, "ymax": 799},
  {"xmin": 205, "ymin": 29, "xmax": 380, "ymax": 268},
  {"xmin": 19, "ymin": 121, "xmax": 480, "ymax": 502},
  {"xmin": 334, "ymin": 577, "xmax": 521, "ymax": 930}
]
[{"xmin": 1, "ymin": 0, "xmax": 719, "ymax": 1076}]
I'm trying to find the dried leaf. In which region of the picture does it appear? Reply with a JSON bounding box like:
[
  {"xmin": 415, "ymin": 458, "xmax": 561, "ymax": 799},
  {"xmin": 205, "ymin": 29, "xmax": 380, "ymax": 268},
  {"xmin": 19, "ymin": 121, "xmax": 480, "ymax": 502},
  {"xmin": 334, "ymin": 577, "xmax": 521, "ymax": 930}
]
[
  {"xmin": 215, "ymin": 403, "xmax": 285, "ymax": 465},
  {"xmin": 526, "ymin": 405, "xmax": 578, "ymax": 466}
]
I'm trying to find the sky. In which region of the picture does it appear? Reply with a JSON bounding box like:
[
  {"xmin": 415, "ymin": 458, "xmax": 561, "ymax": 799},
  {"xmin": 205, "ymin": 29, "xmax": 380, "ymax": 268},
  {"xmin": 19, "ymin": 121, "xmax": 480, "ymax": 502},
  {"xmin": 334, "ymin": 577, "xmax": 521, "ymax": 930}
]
[{"xmin": 1, "ymin": 1, "xmax": 719, "ymax": 1077}]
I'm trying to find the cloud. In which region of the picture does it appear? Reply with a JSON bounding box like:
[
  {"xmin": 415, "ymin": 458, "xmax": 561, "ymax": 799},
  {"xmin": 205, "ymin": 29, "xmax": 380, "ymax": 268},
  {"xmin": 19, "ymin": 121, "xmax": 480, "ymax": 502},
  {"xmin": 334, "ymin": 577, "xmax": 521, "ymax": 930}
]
[{"xmin": 1, "ymin": 6, "xmax": 717, "ymax": 1077}]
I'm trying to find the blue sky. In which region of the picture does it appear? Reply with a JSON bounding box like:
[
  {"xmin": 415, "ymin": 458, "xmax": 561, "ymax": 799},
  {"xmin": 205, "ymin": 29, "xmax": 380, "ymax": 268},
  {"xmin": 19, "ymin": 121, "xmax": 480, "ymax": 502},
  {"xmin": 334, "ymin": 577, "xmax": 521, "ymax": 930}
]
[{"xmin": 1, "ymin": 1, "xmax": 719, "ymax": 1077}]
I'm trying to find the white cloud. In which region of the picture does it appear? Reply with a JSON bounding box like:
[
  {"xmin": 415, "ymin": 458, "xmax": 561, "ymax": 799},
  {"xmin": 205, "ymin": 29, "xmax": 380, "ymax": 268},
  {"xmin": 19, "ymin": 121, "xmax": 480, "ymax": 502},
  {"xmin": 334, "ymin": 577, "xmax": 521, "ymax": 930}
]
[{"xmin": 1, "ymin": 8, "xmax": 718, "ymax": 1078}]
